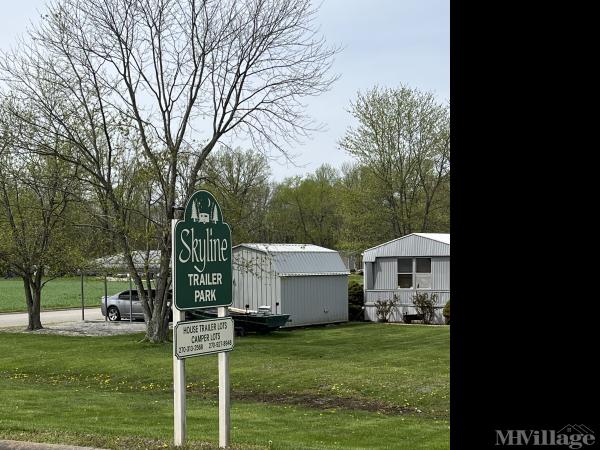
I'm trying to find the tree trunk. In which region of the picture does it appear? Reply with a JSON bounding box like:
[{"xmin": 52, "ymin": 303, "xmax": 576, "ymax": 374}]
[
  {"xmin": 147, "ymin": 312, "xmax": 170, "ymax": 343},
  {"xmin": 23, "ymin": 275, "xmax": 43, "ymax": 331},
  {"xmin": 421, "ymin": 197, "xmax": 432, "ymax": 231},
  {"xmin": 149, "ymin": 230, "xmax": 174, "ymax": 343},
  {"xmin": 139, "ymin": 226, "xmax": 173, "ymax": 343}
]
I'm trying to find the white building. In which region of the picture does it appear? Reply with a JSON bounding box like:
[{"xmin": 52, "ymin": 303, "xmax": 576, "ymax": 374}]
[
  {"xmin": 362, "ymin": 233, "xmax": 450, "ymax": 323},
  {"xmin": 232, "ymin": 244, "xmax": 349, "ymax": 327}
]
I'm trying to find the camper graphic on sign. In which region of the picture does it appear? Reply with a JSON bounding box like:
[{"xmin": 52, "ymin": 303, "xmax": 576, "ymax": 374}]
[{"xmin": 190, "ymin": 199, "xmax": 212, "ymax": 223}]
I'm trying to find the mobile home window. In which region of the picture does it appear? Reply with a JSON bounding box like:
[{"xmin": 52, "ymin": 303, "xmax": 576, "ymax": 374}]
[
  {"xmin": 415, "ymin": 258, "xmax": 432, "ymax": 289},
  {"xmin": 397, "ymin": 258, "xmax": 413, "ymax": 288},
  {"xmin": 397, "ymin": 258, "xmax": 432, "ymax": 289}
]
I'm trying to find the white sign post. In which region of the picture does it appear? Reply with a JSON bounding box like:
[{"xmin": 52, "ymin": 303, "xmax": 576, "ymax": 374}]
[
  {"xmin": 172, "ymin": 219, "xmax": 186, "ymax": 446},
  {"xmin": 173, "ymin": 307, "xmax": 187, "ymax": 446},
  {"xmin": 218, "ymin": 307, "xmax": 231, "ymax": 448}
]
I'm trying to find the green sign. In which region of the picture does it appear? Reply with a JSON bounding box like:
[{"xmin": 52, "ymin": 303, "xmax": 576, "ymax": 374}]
[{"xmin": 174, "ymin": 190, "xmax": 232, "ymax": 310}]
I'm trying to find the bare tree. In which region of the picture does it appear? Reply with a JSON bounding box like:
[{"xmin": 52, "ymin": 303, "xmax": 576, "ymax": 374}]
[
  {"xmin": 200, "ymin": 147, "xmax": 272, "ymax": 243},
  {"xmin": 0, "ymin": 0, "xmax": 338, "ymax": 342}
]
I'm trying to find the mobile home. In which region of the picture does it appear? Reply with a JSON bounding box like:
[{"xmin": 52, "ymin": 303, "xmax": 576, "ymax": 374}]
[{"xmin": 362, "ymin": 233, "xmax": 450, "ymax": 323}]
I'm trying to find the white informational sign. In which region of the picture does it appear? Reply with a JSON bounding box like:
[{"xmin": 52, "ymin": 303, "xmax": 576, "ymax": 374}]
[{"xmin": 174, "ymin": 317, "xmax": 234, "ymax": 359}]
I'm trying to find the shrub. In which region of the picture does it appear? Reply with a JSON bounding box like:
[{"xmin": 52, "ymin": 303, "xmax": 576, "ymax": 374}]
[
  {"xmin": 412, "ymin": 291, "xmax": 438, "ymax": 324},
  {"xmin": 443, "ymin": 299, "xmax": 450, "ymax": 324},
  {"xmin": 348, "ymin": 281, "xmax": 364, "ymax": 304},
  {"xmin": 348, "ymin": 281, "xmax": 364, "ymax": 321},
  {"xmin": 374, "ymin": 295, "xmax": 399, "ymax": 322}
]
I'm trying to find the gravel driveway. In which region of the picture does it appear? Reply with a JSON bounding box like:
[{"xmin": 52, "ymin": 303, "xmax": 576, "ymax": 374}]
[
  {"xmin": 0, "ymin": 306, "xmax": 176, "ymax": 336},
  {"xmin": 0, "ymin": 440, "xmax": 107, "ymax": 450},
  {"xmin": 25, "ymin": 320, "xmax": 150, "ymax": 336},
  {"xmin": 0, "ymin": 318, "xmax": 153, "ymax": 336}
]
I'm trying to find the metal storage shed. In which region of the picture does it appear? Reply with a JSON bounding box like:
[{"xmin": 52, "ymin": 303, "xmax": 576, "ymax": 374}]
[
  {"xmin": 232, "ymin": 244, "xmax": 350, "ymax": 327},
  {"xmin": 362, "ymin": 233, "xmax": 450, "ymax": 324}
]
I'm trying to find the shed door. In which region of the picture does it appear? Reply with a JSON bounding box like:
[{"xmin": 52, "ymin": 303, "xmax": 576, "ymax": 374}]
[{"xmin": 280, "ymin": 276, "xmax": 348, "ymax": 326}]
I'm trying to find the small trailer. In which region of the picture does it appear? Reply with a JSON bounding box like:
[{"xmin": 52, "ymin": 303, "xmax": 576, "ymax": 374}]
[{"xmin": 185, "ymin": 306, "xmax": 290, "ymax": 336}]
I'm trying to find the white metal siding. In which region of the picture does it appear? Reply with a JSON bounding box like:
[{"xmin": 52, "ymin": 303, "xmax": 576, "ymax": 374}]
[
  {"xmin": 365, "ymin": 290, "xmax": 449, "ymax": 306},
  {"xmin": 364, "ymin": 262, "xmax": 374, "ymax": 289},
  {"xmin": 373, "ymin": 258, "xmax": 397, "ymax": 290},
  {"xmin": 432, "ymin": 257, "xmax": 450, "ymax": 290},
  {"xmin": 273, "ymin": 251, "xmax": 347, "ymax": 274},
  {"xmin": 363, "ymin": 234, "xmax": 450, "ymax": 262},
  {"xmin": 280, "ymin": 275, "xmax": 348, "ymax": 327},
  {"xmin": 363, "ymin": 290, "xmax": 449, "ymax": 324},
  {"xmin": 369, "ymin": 256, "xmax": 449, "ymax": 291},
  {"xmin": 233, "ymin": 248, "xmax": 279, "ymax": 311},
  {"xmin": 363, "ymin": 304, "xmax": 446, "ymax": 324},
  {"xmin": 233, "ymin": 246, "xmax": 348, "ymax": 325}
]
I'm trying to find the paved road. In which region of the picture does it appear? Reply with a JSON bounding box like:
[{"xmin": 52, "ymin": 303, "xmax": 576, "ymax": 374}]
[
  {"xmin": 0, "ymin": 440, "xmax": 107, "ymax": 450},
  {"xmin": 0, "ymin": 308, "xmax": 105, "ymax": 328}
]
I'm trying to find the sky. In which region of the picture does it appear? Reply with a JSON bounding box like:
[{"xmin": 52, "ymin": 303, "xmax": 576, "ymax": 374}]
[{"xmin": 0, "ymin": 0, "xmax": 449, "ymax": 181}]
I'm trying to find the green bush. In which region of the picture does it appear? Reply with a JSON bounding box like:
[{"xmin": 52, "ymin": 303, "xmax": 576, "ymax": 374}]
[
  {"xmin": 348, "ymin": 281, "xmax": 364, "ymax": 321},
  {"xmin": 443, "ymin": 299, "xmax": 450, "ymax": 324},
  {"xmin": 374, "ymin": 298, "xmax": 398, "ymax": 322},
  {"xmin": 412, "ymin": 291, "xmax": 438, "ymax": 324}
]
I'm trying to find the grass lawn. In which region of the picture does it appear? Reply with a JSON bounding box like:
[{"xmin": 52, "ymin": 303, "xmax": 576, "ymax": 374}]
[
  {"xmin": 0, "ymin": 323, "xmax": 449, "ymax": 449},
  {"xmin": 0, "ymin": 277, "xmax": 131, "ymax": 313},
  {"xmin": 349, "ymin": 274, "xmax": 363, "ymax": 285},
  {"xmin": 1, "ymin": 275, "xmax": 364, "ymax": 314}
]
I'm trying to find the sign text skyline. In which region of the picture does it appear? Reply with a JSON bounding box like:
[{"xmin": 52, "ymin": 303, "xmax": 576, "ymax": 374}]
[{"xmin": 178, "ymin": 227, "xmax": 229, "ymax": 273}]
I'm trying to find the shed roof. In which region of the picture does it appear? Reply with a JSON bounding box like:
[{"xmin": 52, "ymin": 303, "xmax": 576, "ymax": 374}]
[
  {"xmin": 362, "ymin": 233, "xmax": 450, "ymax": 262},
  {"xmin": 234, "ymin": 243, "xmax": 335, "ymax": 253},
  {"xmin": 412, "ymin": 233, "xmax": 450, "ymax": 245},
  {"xmin": 233, "ymin": 243, "xmax": 349, "ymax": 276},
  {"xmin": 91, "ymin": 250, "xmax": 165, "ymax": 272}
]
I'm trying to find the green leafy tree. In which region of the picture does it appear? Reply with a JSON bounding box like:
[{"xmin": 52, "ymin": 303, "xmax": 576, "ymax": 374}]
[
  {"xmin": 337, "ymin": 162, "xmax": 395, "ymax": 253},
  {"xmin": 339, "ymin": 85, "xmax": 450, "ymax": 243},
  {"xmin": 0, "ymin": 102, "xmax": 84, "ymax": 329},
  {"xmin": 268, "ymin": 164, "xmax": 342, "ymax": 247}
]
